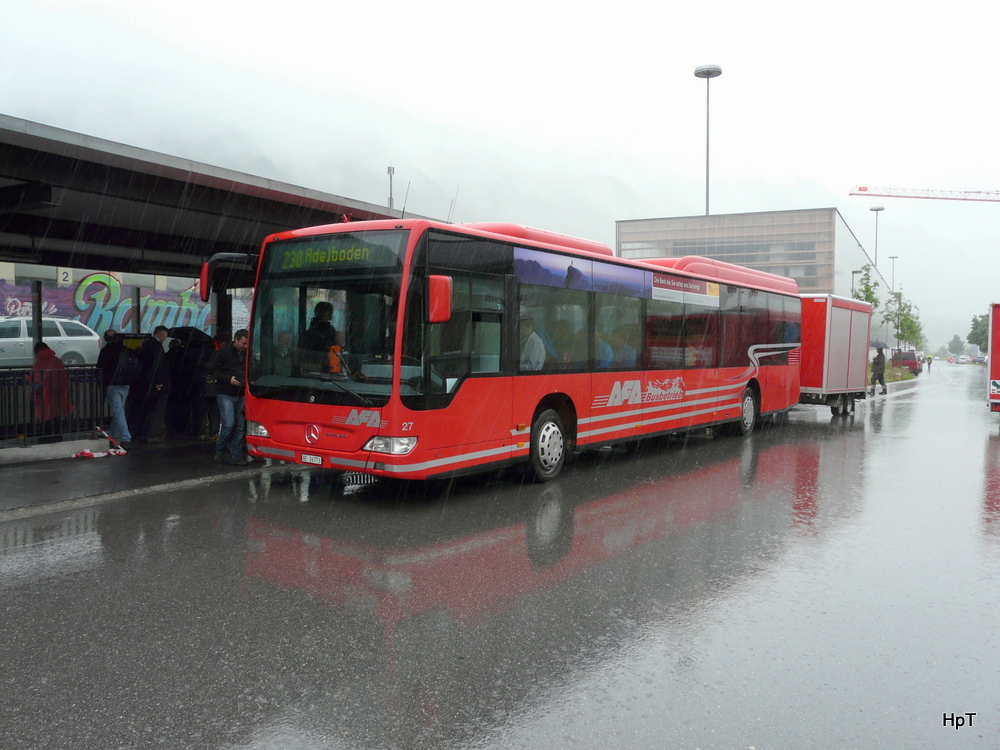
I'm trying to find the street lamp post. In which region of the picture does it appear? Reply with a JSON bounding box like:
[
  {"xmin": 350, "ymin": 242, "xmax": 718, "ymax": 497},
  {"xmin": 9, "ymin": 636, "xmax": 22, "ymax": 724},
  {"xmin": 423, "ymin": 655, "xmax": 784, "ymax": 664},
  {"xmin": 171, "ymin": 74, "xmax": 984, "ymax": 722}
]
[
  {"xmin": 694, "ymin": 65, "xmax": 722, "ymax": 216},
  {"xmin": 870, "ymin": 206, "xmax": 884, "ymax": 266},
  {"xmin": 893, "ymin": 291, "xmax": 902, "ymax": 353},
  {"xmin": 889, "ymin": 255, "xmax": 899, "ymax": 353},
  {"xmin": 388, "ymin": 166, "xmax": 395, "ymax": 211}
]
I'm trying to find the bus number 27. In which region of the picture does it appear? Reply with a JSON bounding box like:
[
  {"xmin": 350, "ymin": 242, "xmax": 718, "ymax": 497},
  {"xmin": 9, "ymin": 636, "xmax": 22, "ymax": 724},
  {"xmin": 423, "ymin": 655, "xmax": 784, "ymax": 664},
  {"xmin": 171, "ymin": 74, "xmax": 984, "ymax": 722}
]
[{"xmin": 401, "ymin": 422, "xmax": 414, "ymax": 431}]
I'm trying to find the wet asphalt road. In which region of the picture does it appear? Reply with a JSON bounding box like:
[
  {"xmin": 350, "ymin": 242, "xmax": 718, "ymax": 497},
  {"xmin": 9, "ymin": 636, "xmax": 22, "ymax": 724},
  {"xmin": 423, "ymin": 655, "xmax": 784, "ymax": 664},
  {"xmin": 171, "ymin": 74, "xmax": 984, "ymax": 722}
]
[{"xmin": 2, "ymin": 362, "xmax": 998, "ymax": 749}]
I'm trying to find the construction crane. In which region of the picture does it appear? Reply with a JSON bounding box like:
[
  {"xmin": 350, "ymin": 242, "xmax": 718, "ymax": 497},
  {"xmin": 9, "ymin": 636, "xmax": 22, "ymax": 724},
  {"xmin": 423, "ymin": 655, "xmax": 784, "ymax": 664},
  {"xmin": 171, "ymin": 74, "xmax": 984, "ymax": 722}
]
[{"xmin": 851, "ymin": 186, "xmax": 1000, "ymax": 202}]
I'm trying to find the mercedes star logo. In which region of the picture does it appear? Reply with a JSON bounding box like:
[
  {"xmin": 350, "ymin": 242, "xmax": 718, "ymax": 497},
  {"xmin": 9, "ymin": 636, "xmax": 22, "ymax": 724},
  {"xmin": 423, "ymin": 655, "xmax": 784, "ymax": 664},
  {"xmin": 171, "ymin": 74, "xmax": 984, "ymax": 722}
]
[{"xmin": 304, "ymin": 424, "xmax": 321, "ymax": 444}]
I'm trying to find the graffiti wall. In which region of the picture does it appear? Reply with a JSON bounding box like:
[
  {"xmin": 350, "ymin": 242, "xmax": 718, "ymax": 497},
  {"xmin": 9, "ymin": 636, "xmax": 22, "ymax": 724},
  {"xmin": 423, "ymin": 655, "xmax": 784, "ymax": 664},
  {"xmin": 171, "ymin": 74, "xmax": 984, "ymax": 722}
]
[{"xmin": 0, "ymin": 273, "xmax": 219, "ymax": 336}]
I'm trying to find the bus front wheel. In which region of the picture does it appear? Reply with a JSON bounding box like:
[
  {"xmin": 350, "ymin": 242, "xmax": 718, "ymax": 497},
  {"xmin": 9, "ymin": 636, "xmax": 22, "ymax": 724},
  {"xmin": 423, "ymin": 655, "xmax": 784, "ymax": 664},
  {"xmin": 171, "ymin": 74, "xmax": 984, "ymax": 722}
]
[{"xmin": 529, "ymin": 409, "xmax": 566, "ymax": 482}]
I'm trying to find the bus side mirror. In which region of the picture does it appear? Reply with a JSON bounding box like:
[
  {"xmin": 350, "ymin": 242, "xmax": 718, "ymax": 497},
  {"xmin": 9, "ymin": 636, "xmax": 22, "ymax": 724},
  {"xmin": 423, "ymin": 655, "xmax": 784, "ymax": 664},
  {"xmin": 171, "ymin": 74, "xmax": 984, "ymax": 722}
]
[
  {"xmin": 199, "ymin": 262, "xmax": 211, "ymax": 302},
  {"xmin": 200, "ymin": 253, "xmax": 257, "ymax": 302},
  {"xmin": 427, "ymin": 275, "xmax": 452, "ymax": 323}
]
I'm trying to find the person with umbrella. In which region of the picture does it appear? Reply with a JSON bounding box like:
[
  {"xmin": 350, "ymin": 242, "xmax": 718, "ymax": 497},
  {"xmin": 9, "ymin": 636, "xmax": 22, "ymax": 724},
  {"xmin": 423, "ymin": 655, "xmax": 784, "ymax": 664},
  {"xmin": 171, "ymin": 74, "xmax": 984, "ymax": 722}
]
[{"xmin": 870, "ymin": 346, "xmax": 887, "ymax": 396}]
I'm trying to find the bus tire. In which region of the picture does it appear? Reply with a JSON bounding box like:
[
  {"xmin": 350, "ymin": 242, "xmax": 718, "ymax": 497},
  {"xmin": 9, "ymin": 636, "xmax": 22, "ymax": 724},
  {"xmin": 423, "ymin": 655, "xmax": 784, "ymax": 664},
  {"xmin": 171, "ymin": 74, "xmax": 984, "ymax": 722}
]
[
  {"xmin": 529, "ymin": 409, "xmax": 566, "ymax": 482},
  {"xmin": 738, "ymin": 388, "xmax": 758, "ymax": 435}
]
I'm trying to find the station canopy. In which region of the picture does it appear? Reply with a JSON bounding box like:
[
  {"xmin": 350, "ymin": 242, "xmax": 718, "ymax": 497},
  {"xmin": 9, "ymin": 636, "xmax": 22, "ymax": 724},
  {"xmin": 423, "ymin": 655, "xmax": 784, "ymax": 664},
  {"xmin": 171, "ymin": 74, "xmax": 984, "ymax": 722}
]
[{"xmin": 0, "ymin": 113, "xmax": 406, "ymax": 279}]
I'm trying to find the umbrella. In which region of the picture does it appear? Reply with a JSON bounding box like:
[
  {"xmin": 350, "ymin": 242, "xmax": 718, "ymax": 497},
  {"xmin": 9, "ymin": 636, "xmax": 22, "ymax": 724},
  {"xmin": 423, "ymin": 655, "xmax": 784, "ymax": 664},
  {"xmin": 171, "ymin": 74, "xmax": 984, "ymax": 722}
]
[
  {"xmin": 168, "ymin": 326, "xmax": 214, "ymax": 346},
  {"xmin": 870, "ymin": 339, "xmax": 889, "ymax": 349}
]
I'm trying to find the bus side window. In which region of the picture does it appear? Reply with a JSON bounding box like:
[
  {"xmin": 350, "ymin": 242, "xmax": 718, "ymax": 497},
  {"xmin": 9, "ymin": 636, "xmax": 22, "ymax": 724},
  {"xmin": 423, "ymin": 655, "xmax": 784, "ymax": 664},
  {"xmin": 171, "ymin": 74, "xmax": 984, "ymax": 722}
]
[
  {"xmin": 472, "ymin": 312, "xmax": 501, "ymax": 373},
  {"xmin": 646, "ymin": 299, "xmax": 685, "ymax": 370},
  {"xmin": 684, "ymin": 307, "xmax": 719, "ymax": 369},
  {"xmin": 596, "ymin": 294, "xmax": 641, "ymax": 370}
]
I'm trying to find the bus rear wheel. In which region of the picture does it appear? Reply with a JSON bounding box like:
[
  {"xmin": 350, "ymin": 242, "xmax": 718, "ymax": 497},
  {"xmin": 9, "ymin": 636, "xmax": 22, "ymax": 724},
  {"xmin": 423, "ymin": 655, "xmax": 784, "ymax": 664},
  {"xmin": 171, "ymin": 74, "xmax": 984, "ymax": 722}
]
[
  {"xmin": 738, "ymin": 388, "xmax": 758, "ymax": 435},
  {"xmin": 529, "ymin": 409, "xmax": 566, "ymax": 482}
]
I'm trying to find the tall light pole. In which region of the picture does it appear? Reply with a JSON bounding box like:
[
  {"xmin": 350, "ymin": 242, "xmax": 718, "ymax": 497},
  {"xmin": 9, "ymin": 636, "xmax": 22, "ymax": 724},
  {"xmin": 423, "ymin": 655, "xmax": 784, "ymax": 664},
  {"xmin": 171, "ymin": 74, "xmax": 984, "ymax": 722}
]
[
  {"xmin": 388, "ymin": 165, "xmax": 395, "ymax": 211},
  {"xmin": 889, "ymin": 255, "xmax": 899, "ymax": 351},
  {"xmin": 892, "ymin": 290, "xmax": 903, "ymax": 353},
  {"xmin": 694, "ymin": 65, "xmax": 722, "ymax": 216},
  {"xmin": 870, "ymin": 206, "xmax": 884, "ymax": 266}
]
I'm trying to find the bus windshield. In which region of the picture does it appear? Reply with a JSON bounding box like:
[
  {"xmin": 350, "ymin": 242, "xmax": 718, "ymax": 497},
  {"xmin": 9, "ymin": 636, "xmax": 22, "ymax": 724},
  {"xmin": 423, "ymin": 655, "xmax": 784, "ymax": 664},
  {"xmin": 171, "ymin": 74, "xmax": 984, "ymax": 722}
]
[{"xmin": 248, "ymin": 229, "xmax": 407, "ymax": 407}]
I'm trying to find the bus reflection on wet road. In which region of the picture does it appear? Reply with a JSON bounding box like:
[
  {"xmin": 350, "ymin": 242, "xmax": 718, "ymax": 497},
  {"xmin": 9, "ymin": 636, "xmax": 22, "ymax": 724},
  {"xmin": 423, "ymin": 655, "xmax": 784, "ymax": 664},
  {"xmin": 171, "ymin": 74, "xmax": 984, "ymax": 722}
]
[{"xmin": 2, "ymin": 364, "xmax": 998, "ymax": 749}]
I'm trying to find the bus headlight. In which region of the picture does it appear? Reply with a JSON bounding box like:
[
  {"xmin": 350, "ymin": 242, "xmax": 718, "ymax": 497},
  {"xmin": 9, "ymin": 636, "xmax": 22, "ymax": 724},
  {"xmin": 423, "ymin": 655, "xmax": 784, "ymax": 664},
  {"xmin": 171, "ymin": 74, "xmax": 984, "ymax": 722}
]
[
  {"xmin": 363, "ymin": 436, "xmax": 418, "ymax": 455},
  {"xmin": 247, "ymin": 421, "xmax": 270, "ymax": 438}
]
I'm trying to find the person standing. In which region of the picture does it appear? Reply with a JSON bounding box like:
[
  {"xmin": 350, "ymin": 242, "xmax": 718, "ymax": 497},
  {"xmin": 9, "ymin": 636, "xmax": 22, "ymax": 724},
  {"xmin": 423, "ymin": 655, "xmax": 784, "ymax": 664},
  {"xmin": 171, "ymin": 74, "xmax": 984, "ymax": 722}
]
[
  {"xmin": 870, "ymin": 347, "xmax": 887, "ymax": 396},
  {"xmin": 926, "ymin": 355, "xmax": 932, "ymax": 371},
  {"xmin": 96, "ymin": 330, "xmax": 133, "ymax": 448},
  {"xmin": 133, "ymin": 325, "xmax": 170, "ymax": 443},
  {"xmin": 211, "ymin": 329, "xmax": 249, "ymax": 465},
  {"xmin": 31, "ymin": 342, "xmax": 74, "ymax": 443},
  {"xmin": 164, "ymin": 338, "xmax": 187, "ymax": 436}
]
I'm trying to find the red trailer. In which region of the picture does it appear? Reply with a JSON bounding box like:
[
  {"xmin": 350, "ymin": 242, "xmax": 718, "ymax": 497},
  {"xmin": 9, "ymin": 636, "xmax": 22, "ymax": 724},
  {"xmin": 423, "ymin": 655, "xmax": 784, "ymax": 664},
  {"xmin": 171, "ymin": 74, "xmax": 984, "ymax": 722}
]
[
  {"xmin": 798, "ymin": 294, "xmax": 872, "ymax": 416},
  {"xmin": 988, "ymin": 303, "xmax": 1000, "ymax": 412}
]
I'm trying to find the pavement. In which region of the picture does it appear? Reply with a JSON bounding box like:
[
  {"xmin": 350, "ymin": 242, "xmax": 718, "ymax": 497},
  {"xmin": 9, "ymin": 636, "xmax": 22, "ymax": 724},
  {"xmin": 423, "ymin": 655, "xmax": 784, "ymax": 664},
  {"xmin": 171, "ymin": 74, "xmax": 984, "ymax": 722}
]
[{"xmin": 0, "ymin": 437, "xmax": 270, "ymax": 517}]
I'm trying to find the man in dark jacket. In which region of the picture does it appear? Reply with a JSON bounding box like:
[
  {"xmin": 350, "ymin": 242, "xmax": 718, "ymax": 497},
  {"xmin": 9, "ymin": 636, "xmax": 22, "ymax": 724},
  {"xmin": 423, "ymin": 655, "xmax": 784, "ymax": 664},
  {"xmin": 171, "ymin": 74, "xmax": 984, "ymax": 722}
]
[
  {"xmin": 133, "ymin": 325, "xmax": 170, "ymax": 442},
  {"xmin": 870, "ymin": 347, "xmax": 887, "ymax": 396},
  {"xmin": 96, "ymin": 329, "xmax": 133, "ymax": 447},
  {"xmin": 211, "ymin": 329, "xmax": 249, "ymax": 465}
]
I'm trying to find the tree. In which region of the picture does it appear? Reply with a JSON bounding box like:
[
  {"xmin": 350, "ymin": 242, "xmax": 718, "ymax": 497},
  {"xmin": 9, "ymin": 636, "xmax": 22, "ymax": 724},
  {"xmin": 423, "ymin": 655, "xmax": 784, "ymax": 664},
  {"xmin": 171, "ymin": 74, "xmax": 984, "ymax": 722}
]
[
  {"xmin": 884, "ymin": 291, "xmax": 923, "ymax": 349},
  {"xmin": 851, "ymin": 264, "xmax": 881, "ymax": 315},
  {"xmin": 948, "ymin": 335, "xmax": 965, "ymax": 356},
  {"xmin": 968, "ymin": 313, "xmax": 989, "ymax": 353}
]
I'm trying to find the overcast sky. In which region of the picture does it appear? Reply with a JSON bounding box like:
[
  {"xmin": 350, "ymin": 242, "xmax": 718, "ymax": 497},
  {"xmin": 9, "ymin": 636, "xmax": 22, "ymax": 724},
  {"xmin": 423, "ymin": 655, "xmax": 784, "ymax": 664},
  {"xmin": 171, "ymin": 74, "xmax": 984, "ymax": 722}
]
[{"xmin": 4, "ymin": 0, "xmax": 999, "ymax": 347}]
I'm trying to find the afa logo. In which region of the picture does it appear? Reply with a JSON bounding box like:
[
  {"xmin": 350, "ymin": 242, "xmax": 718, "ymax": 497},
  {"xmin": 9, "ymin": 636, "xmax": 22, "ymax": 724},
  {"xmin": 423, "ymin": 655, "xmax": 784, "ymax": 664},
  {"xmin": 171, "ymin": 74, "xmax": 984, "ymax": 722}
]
[
  {"xmin": 334, "ymin": 409, "xmax": 385, "ymax": 428},
  {"xmin": 595, "ymin": 380, "xmax": 643, "ymax": 408},
  {"xmin": 593, "ymin": 378, "xmax": 688, "ymax": 409}
]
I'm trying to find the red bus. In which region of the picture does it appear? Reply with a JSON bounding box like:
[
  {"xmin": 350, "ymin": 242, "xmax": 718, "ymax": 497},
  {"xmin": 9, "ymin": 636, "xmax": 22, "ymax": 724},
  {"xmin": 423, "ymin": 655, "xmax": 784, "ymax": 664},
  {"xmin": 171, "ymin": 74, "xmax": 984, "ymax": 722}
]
[{"xmin": 210, "ymin": 219, "xmax": 801, "ymax": 481}]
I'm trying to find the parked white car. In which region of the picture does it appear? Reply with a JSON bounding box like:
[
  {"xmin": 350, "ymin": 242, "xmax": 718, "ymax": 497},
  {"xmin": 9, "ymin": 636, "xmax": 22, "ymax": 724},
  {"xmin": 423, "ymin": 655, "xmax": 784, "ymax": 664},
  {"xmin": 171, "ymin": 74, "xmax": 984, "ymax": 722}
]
[{"xmin": 0, "ymin": 316, "xmax": 101, "ymax": 367}]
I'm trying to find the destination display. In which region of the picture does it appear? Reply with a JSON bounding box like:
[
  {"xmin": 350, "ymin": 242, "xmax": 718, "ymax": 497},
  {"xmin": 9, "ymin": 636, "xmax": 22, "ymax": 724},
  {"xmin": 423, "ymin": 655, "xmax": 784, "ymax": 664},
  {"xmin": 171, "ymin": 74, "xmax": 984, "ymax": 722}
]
[{"xmin": 266, "ymin": 231, "xmax": 406, "ymax": 273}]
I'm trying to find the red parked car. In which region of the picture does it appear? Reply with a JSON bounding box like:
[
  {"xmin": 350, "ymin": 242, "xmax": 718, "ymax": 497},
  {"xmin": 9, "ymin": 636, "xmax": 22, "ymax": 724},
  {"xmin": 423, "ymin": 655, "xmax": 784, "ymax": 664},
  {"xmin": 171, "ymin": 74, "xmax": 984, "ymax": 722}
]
[{"xmin": 892, "ymin": 350, "xmax": 922, "ymax": 375}]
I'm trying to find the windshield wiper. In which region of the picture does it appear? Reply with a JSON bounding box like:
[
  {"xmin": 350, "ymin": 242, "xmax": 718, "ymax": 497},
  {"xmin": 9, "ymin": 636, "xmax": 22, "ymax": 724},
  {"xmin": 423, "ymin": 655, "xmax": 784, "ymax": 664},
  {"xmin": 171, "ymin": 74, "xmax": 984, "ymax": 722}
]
[{"xmin": 307, "ymin": 373, "xmax": 374, "ymax": 407}]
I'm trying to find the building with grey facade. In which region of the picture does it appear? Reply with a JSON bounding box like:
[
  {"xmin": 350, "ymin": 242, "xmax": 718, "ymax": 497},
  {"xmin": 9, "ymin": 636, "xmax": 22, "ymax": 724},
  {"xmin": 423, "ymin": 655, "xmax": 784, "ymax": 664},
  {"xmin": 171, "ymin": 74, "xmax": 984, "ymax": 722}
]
[{"xmin": 616, "ymin": 208, "xmax": 887, "ymax": 299}]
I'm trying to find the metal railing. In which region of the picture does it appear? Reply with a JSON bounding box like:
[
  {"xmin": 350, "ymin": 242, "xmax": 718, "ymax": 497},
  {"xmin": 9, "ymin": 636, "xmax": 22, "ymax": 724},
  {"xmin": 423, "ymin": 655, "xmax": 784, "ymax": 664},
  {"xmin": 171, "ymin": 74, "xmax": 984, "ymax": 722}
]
[{"xmin": 0, "ymin": 366, "xmax": 105, "ymax": 446}]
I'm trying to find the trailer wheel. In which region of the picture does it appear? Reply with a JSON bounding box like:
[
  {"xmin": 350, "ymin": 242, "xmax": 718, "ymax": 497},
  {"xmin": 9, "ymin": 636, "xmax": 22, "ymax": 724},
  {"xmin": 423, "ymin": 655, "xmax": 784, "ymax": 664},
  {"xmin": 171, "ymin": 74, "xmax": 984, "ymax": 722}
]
[
  {"xmin": 830, "ymin": 394, "xmax": 854, "ymax": 417},
  {"xmin": 738, "ymin": 388, "xmax": 758, "ymax": 435},
  {"xmin": 528, "ymin": 409, "xmax": 566, "ymax": 482}
]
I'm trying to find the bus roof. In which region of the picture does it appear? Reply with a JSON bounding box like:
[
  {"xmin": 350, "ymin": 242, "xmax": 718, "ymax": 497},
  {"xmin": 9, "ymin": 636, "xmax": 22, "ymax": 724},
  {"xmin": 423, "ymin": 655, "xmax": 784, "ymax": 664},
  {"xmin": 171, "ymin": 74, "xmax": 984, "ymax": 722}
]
[
  {"xmin": 265, "ymin": 219, "xmax": 798, "ymax": 295},
  {"xmin": 463, "ymin": 223, "xmax": 615, "ymax": 257}
]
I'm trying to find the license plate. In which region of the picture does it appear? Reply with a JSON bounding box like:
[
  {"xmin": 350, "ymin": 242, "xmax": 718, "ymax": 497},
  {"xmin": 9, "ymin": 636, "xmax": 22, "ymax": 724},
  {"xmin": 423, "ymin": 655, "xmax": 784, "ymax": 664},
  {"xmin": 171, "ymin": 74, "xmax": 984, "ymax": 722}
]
[{"xmin": 301, "ymin": 454, "xmax": 322, "ymax": 465}]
